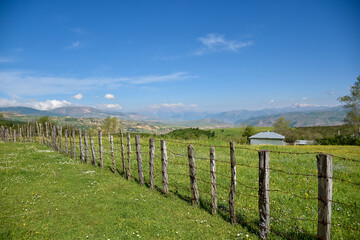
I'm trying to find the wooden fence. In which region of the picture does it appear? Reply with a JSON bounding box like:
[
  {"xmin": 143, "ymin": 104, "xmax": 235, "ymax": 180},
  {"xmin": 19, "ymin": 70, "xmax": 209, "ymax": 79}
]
[{"xmin": 0, "ymin": 123, "xmax": 359, "ymax": 240}]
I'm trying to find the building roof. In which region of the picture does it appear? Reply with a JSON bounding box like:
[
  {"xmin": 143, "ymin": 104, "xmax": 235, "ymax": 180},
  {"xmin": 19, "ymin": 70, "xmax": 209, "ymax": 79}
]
[{"xmin": 249, "ymin": 131, "xmax": 285, "ymax": 140}]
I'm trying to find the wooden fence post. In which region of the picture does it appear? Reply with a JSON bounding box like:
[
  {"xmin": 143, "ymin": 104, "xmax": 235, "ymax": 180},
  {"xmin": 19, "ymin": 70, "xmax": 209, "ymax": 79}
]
[
  {"xmin": 110, "ymin": 135, "xmax": 116, "ymax": 173},
  {"xmin": 79, "ymin": 129, "xmax": 84, "ymax": 163},
  {"xmin": 45, "ymin": 122, "xmax": 49, "ymax": 146},
  {"xmin": 13, "ymin": 129, "xmax": 16, "ymax": 142},
  {"xmin": 84, "ymin": 131, "xmax": 90, "ymax": 164},
  {"xmin": 65, "ymin": 129, "xmax": 68, "ymax": 155},
  {"xmin": 259, "ymin": 150, "xmax": 270, "ymax": 239},
  {"xmin": 210, "ymin": 146, "xmax": 217, "ymax": 214},
  {"xmin": 58, "ymin": 126, "xmax": 62, "ymax": 153},
  {"xmin": 53, "ymin": 126, "xmax": 58, "ymax": 150},
  {"xmin": 149, "ymin": 139, "xmax": 155, "ymax": 190},
  {"xmin": 229, "ymin": 142, "xmax": 236, "ymax": 225},
  {"xmin": 36, "ymin": 121, "xmax": 40, "ymax": 142},
  {"xmin": 69, "ymin": 129, "xmax": 73, "ymax": 157},
  {"xmin": 161, "ymin": 140, "xmax": 169, "ymax": 194},
  {"xmin": 90, "ymin": 135, "xmax": 97, "ymax": 166},
  {"xmin": 188, "ymin": 145, "xmax": 199, "ymax": 206},
  {"xmin": 5, "ymin": 127, "xmax": 9, "ymax": 142},
  {"xmin": 33, "ymin": 123, "xmax": 37, "ymax": 143},
  {"xmin": 120, "ymin": 130, "xmax": 126, "ymax": 178},
  {"xmin": 317, "ymin": 154, "xmax": 332, "ymax": 240},
  {"xmin": 127, "ymin": 132, "xmax": 131, "ymax": 180},
  {"xmin": 72, "ymin": 129, "xmax": 76, "ymax": 160},
  {"xmin": 98, "ymin": 131, "xmax": 103, "ymax": 168},
  {"xmin": 135, "ymin": 135, "xmax": 144, "ymax": 185}
]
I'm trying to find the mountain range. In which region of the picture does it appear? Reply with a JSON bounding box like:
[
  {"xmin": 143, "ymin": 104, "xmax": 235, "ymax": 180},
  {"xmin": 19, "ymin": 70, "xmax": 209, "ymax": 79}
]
[{"xmin": 0, "ymin": 105, "xmax": 347, "ymax": 127}]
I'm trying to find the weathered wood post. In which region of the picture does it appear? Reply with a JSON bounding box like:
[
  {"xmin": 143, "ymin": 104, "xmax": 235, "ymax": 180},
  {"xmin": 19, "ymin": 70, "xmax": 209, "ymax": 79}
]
[
  {"xmin": 229, "ymin": 141, "xmax": 236, "ymax": 225},
  {"xmin": 90, "ymin": 135, "xmax": 97, "ymax": 166},
  {"xmin": 135, "ymin": 135, "xmax": 144, "ymax": 185},
  {"xmin": 13, "ymin": 129, "xmax": 16, "ymax": 142},
  {"xmin": 5, "ymin": 127, "xmax": 9, "ymax": 142},
  {"xmin": 69, "ymin": 129, "xmax": 73, "ymax": 157},
  {"xmin": 58, "ymin": 126, "xmax": 62, "ymax": 153},
  {"xmin": 259, "ymin": 150, "xmax": 270, "ymax": 239},
  {"xmin": 127, "ymin": 132, "xmax": 131, "ymax": 180},
  {"xmin": 149, "ymin": 139, "xmax": 155, "ymax": 190},
  {"xmin": 188, "ymin": 145, "xmax": 199, "ymax": 206},
  {"xmin": 65, "ymin": 129, "xmax": 69, "ymax": 155},
  {"xmin": 0, "ymin": 126, "xmax": 3, "ymax": 141},
  {"xmin": 161, "ymin": 140, "xmax": 169, "ymax": 194},
  {"xmin": 317, "ymin": 154, "xmax": 333, "ymax": 240},
  {"xmin": 19, "ymin": 126, "xmax": 22, "ymax": 143},
  {"xmin": 41, "ymin": 125, "xmax": 45, "ymax": 145},
  {"xmin": 33, "ymin": 123, "xmax": 37, "ymax": 143},
  {"xmin": 9, "ymin": 127, "xmax": 12, "ymax": 142},
  {"xmin": 79, "ymin": 129, "xmax": 84, "ymax": 163},
  {"xmin": 110, "ymin": 135, "xmax": 116, "ymax": 173},
  {"xmin": 53, "ymin": 126, "xmax": 58, "ymax": 150},
  {"xmin": 36, "ymin": 121, "xmax": 40, "ymax": 142},
  {"xmin": 84, "ymin": 131, "xmax": 90, "ymax": 164},
  {"xmin": 72, "ymin": 129, "xmax": 76, "ymax": 160},
  {"xmin": 98, "ymin": 130, "xmax": 103, "ymax": 168},
  {"xmin": 26, "ymin": 125, "xmax": 29, "ymax": 142},
  {"xmin": 45, "ymin": 122, "xmax": 49, "ymax": 146},
  {"xmin": 210, "ymin": 146, "xmax": 217, "ymax": 214},
  {"xmin": 120, "ymin": 130, "xmax": 126, "ymax": 178}
]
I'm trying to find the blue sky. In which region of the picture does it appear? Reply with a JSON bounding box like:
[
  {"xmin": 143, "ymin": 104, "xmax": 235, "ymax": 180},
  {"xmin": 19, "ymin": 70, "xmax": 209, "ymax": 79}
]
[{"xmin": 0, "ymin": 0, "xmax": 359, "ymax": 112}]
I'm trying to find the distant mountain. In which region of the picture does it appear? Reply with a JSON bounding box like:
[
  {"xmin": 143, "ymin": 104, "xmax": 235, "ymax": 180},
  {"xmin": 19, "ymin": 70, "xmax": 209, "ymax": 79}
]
[
  {"xmin": 0, "ymin": 107, "xmax": 65, "ymax": 117},
  {"xmin": 239, "ymin": 108, "xmax": 347, "ymax": 127},
  {"xmin": 50, "ymin": 106, "xmax": 127, "ymax": 118}
]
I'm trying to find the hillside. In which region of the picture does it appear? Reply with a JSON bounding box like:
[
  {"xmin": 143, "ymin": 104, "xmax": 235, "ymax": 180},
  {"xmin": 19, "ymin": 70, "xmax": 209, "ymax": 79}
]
[
  {"xmin": 239, "ymin": 108, "xmax": 347, "ymax": 127},
  {"xmin": 0, "ymin": 107, "xmax": 65, "ymax": 117}
]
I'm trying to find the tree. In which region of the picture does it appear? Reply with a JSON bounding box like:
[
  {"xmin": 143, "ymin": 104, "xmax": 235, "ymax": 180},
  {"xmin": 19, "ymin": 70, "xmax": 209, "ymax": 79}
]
[
  {"xmin": 103, "ymin": 116, "xmax": 119, "ymax": 134},
  {"xmin": 273, "ymin": 117, "xmax": 290, "ymax": 135},
  {"xmin": 338, "ymin": 76, "xmax": 360, "ymax": 127},
  {"xmin": 242, "ymin": 125, "xmax": 255, "ymax": 143}
]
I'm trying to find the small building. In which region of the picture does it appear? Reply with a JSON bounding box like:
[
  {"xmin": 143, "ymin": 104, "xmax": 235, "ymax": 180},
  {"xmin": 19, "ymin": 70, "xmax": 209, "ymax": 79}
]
[
  {"xmin": 249, "ymin": 131, "xmax": 285, "ymax": 145},
  {"xmin": 295, "ymin": 140, "xmax": 315, "ymax": 145}
]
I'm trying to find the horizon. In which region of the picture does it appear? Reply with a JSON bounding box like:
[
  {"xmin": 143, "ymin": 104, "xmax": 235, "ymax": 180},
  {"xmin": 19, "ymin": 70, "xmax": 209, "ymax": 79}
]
[{"xmin": 0, "ymin": 1, "xmax": 359, "ymax": 113}]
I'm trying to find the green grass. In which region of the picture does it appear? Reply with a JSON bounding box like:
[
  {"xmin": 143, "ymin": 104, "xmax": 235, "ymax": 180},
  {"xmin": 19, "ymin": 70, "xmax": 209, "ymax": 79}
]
[
  {"xmin": 1, "ymin": 134, "xmax": 360, "ymax": 239},
  {"xmin": 0, "ymin": 142, "xmax": 257, "ymax": 239}
]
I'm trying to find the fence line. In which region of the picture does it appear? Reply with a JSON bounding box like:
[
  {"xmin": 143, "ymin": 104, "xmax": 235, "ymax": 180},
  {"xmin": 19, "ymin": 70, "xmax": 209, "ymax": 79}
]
[{"xmin": 1, "ymin": 124, "xmax": 359, "ymax": 240}]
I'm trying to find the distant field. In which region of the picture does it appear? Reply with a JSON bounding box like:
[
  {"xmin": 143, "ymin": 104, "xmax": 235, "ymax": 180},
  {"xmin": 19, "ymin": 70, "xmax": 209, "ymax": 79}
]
[{"xmin": 1, "ymin": 134, "xmax": 359, "ymax": 239}]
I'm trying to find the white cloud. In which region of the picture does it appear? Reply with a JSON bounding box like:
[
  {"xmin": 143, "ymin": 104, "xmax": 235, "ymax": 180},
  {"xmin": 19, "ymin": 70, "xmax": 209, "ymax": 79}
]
[
  {"xmin": 73, "ymin": 93, "xmax": 84, "ymax": 100},
  {"xmin": 0, "ymin": 71, "xmax": 196, "ymax": 96},
  {"xmin": 0, "ymin": 98, "xmax": 72, "ymax": 110},
  {"xmin": 104, "ymin": 94, "xmax": 115, "ymax": 99},
  {"xmin": 149, "ymin": 102, "xmax": 198, "ymax": 110},
  {"xmin": 67, "ymin": 40, "xmax": 81, "ymax": 49},
  {"xmin": 302, "ymin": 97, "xmax": 308, "ymax": 100},
  {"xmin": 96, "ymin": 104, "xmax": 122, "ymax": 110},
  {"xmin": 269, "ymin": 99, "xmax": 275, "ymax": 104},
  {"xmin": 196, "ymin": 33, "xmax": 253, "ymax": 55}
]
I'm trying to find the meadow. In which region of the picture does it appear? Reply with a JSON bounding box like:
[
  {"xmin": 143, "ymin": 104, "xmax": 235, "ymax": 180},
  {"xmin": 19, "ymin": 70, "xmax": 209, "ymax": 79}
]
[{"xmin": 1, "ymin": 130, "xmax": 359, "ymax": 239}]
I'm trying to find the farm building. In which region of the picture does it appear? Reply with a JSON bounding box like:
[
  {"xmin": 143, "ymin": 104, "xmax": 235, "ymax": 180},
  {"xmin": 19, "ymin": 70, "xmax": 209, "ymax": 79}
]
[{"xmin": 249, "ymin": 131, "xmax": 285, "ymax": 145}]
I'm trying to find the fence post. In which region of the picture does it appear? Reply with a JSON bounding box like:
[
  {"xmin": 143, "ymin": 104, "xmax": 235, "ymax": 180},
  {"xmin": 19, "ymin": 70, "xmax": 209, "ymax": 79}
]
[
  {"xmin": 135, "ymin": 135, "xmax": 144, "ymax": 185},
  {"xmin": 317, "ymin": 154, "xmax": 332, "ymax": 240},
  {"xmin": 210, "ymin": 146, "xmax": 217, "ymax": 214},
  {"xmin": 90, "ymin": 135, "xmax": 97, "ymax": 166},
  {"xmin": 188, "ymin": 145, "xmax": 199, "ymax": 207},
  {"xmin": 98, "ymin": 130, "xmax": 103, "ymax": 168},
  {"xmin": 79, "ymin": 129, "xmax": 84, "ymax": 163},
  {"xmin": 84, "ymin": 131, "xmax": 90, "ymax": 164},
  {"xmin": 53, "ymin": 126, "xmax": 58, "ymax": 150},
  {"xmin": 229, "ymin": 141, "xmax": 236, "ymax": 225},
  {"xmin": 127, "ymin": 132, "xmax": 131, "ymax": 180},
  {"xmin": 149, "ymin": 138, "xmax": 155, "ymax": 190},
  {"xmin": 45, "ymin": 122, "xmax": 49, "ymax": 146},
  {"xmin": 110, "ymin": 135, "xmax": 116, "ymax": 174},
  {"xmin": 36, "ymin": 121, "xmax": 40, "ymax": 142},
  {"xmin": 72, "ymin": 129, "xmax": 76, "ymax": 161},
  {"xmin": 120, "ymin": 130, "xmax": 126, "ymax": 178},
  {"xmin": 161, "ymin": 140, "xmax": 169, "ymax": 194},
  {"xmin": 5, "ymin": 127, "xmax": 8, "ymax": 142},
  {"xmin": 58, "ymin": 126, "xmax": 62, "ymax": 153},
  {"xmin": 259, "ymin": 150, "xmax": 270, "ymax": 239},
  {"xmin": 65, "ymin": 129, "xmax": 68, "ymax": 155},
  {"xmin": 13, "ymin": 129, "xmax": 16, "ymax": 142},
  {"xmin": 69, "ymin": 129, "xmax": 73, "ymax": 157}
]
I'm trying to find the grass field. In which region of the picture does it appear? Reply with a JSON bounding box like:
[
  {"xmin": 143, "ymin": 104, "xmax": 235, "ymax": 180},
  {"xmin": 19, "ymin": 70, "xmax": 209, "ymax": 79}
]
[{"xmin": 1, "ymin": 134, "xmax": 360, "ymax": 239}]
